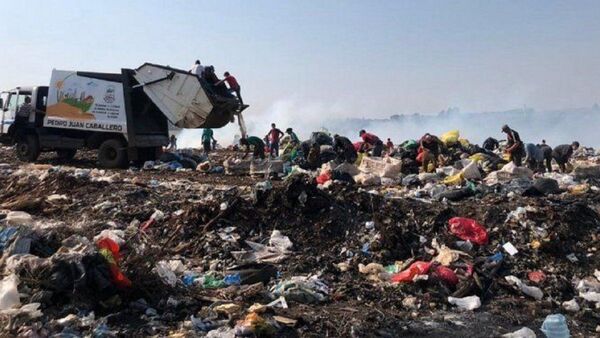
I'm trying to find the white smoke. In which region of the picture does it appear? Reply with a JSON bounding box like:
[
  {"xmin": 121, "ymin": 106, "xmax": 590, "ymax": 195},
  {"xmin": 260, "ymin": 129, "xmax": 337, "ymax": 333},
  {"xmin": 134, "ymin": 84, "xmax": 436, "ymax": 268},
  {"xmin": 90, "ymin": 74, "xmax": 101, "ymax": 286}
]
[{"xmin": 175, "ymin": 100, "xmax": 600, "ymax": 149}]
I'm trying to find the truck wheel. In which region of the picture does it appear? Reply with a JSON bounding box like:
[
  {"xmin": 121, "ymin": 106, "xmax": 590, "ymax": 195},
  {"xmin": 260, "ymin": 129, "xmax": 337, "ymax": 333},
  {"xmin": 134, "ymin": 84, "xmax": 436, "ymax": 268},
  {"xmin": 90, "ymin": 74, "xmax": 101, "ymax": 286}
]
[
  {"xmin": 98, "ymin": 139, "xmax": 128, "ymax": 168},
  {"xmin": 56, "ymin": 149, "xmax": 77, "ymax": 160},
  {"xmin": 16, "ymin": 135, "xmax": 40, "ymax": 162}
]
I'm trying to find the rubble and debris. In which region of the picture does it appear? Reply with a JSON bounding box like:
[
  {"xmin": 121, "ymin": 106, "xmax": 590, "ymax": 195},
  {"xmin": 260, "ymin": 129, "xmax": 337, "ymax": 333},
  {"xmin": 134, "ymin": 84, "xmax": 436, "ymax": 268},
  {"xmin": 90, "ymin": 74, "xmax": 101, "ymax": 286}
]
[{"xmin": 0, "ymin": 141, "xmax": 598, "ymax": 336}]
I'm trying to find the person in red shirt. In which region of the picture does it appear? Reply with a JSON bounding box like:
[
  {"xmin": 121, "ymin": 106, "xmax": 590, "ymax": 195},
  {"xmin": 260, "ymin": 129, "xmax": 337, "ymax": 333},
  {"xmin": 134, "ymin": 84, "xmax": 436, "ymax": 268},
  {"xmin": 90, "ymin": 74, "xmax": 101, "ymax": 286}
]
[
  {"xmin": 359, "ymin": 130, "xmax": 384, "ymax": 156},
  {"xmin": 216, "ymin": 71, "xmax": 243, "ymax": 105},
  {"xmin": 265, "ymin": 123, "xmax": 284, "ymax": 157},
  {"xmin": 386, "ymin": 138, "xmax": 394, "ymax": 154}
]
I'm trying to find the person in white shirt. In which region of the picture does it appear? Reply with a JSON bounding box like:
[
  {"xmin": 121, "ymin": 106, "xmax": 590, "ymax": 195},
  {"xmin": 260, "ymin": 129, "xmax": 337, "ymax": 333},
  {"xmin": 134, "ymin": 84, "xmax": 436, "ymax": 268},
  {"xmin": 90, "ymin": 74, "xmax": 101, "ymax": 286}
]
[{"xmin": 190, "ymin": 60, "xmax": 205, "ymax": 78}]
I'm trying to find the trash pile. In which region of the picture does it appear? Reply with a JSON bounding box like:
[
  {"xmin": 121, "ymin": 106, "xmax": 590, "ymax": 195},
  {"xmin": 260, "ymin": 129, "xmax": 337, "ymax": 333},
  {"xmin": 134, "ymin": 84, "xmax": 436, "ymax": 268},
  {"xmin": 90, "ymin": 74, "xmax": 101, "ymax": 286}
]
[{"xmin": 0, "ymin": 142, "xmax": 599, "ymax": 336}]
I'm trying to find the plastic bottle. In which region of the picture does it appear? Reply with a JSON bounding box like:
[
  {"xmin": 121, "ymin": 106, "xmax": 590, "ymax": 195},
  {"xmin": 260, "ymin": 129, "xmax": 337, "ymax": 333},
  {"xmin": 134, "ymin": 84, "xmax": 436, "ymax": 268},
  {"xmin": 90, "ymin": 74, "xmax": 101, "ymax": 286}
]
[
  {"xmin": 140, "ymin": 210, "xmax": 165, "ymax": 231},
  {"xmin": 540, "ymin": 314, "xmax": 570, "ymax": 338}
]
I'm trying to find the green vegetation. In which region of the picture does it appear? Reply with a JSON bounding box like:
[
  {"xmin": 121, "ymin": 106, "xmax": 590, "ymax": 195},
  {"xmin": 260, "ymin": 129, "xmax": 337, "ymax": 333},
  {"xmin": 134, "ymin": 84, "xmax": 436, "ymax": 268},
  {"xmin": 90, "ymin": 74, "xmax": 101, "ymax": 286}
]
[{"xmin": 62, "ymin": 97, "xmax": 93, "ymax": 112}]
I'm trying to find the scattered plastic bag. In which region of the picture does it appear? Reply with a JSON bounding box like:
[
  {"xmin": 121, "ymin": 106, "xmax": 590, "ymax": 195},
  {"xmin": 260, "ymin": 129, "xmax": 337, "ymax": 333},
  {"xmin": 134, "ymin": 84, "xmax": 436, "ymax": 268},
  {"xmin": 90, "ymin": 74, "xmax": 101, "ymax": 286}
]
[
  {"xmin": 448, "ymin": 217, "xmax": 488, "ymax": 245},
  {"xmin": 391, "ymin": 261, "xmax": 432, "ymax": 283},
  {"xmin": 505, "ymin": 275, "xmax": 543, "ymax": 300},
  {"xmin": 155, "ymin": 261, "xmax": 178, "ymax": 287},
  {"xmin": 441, "ymin": 130, "xmax": 460, "ymax": 145},
  {"xmin": 6, "ymin": 211, "xmax": 33, "ymax": 226},
  {"xmin": 269, "ymin": 230, "xmax": 293, "ymax": 252},
  {"xmin": 316, "ymin": 171, "xmax": 332, "ymax": 185},
  {"xmin": 97, "ymin": 238, "xmax": 131, "ymax": 288},
  {"xmin": 270, "ymin": 276, "xmax": 329, "ymax": 303},
  {"xmin": 0, "ymin": 274, "xmax": 20, "ymax": 310},
  {"xmin": 501, "ymin": 327, "xmax": 536, "ymax": 338},
  {"xmin": 433, "ymin": 266, "xmax": 459, "ymax": 286},
  {"xmin": 447, "ymin": 295, "xmax": 481, "ymax": 310}
]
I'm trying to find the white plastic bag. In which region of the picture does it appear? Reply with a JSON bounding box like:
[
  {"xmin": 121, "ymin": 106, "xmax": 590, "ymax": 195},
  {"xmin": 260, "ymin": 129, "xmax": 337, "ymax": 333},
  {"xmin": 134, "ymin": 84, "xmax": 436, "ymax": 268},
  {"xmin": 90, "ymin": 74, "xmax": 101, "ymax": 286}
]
[
  {"xmin": 447, "ymin": 295, "xmax": 481, "ymax": 310},
  {"xmin": 0, "ymin": 274, "xmax": 21, "ymax": 310}
]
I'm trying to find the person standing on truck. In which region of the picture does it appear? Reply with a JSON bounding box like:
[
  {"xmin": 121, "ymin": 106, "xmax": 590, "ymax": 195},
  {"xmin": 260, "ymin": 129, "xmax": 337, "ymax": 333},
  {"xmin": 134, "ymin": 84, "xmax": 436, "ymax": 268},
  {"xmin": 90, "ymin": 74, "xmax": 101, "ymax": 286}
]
[
  {"xmin": 359, "ymin": 130, "xmax": 383, "ymax": 156},
  {"xmin": 240, "ymin": 136, "xmax": 265, "ymax": 159},
  {"xmin": 501, "ymin": 124, "xmax": 524, "ymax": 166},
  {"xmin": 190, "ymin": 60, "xmax": 205, "ymax": 78},
  {"xmin": 216, "ymin": 72, "xmax": 243, "ymax": 105},
  {"xmin": 552, "ymin": 142, "xmax": 579, "ymax": 173},
  {"xmin": 266, "ymin": 123, "xmax": 284, "ymax": 157},
  {"xmin": 202, "ymin": 128, "xmax": 216, "ymax": 154}
]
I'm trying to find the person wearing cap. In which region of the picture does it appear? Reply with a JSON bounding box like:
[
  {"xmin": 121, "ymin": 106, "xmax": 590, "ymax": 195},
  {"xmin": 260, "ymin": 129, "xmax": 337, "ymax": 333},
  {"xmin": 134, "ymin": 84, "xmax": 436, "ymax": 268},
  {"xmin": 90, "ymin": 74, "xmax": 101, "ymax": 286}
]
[
  {"xmin": 552, "ymin": 141, "xmax": 579, "ymax": 173},
  {"xmin": 501, "ymin": 124, "xmax": 524, "ymax": 166},
  {"xmin": 359, "ymin": 130, "xmax": 383, "ymax": 157}
]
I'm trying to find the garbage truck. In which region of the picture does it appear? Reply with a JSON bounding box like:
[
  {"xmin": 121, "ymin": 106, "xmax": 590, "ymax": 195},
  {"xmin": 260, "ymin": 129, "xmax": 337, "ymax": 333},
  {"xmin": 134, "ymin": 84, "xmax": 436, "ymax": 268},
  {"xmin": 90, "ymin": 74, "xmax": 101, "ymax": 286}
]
[{"xmin": 0, "ymin": 63, "xmax": 248, "ymax": 168}]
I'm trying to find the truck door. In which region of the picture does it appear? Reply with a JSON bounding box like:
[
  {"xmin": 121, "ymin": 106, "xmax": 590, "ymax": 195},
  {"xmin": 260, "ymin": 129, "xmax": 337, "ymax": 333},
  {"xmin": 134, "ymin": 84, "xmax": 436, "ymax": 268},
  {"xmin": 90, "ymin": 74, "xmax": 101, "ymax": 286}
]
[
  {"xmin": 0, "ymin": 92, "xmax": 7, "ymax": 135},
  {"xmin": 0, "ymin": 92, "xmax": 17, "ymax": 135}
]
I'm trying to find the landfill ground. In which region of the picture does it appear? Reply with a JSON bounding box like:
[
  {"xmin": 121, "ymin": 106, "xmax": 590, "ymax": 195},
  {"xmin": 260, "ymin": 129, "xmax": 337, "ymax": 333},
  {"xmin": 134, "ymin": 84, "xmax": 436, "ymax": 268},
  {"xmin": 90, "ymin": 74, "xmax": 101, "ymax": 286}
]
[{"xmin": 0, "ymin": 146, "xmax": 599, "ymax": 337}]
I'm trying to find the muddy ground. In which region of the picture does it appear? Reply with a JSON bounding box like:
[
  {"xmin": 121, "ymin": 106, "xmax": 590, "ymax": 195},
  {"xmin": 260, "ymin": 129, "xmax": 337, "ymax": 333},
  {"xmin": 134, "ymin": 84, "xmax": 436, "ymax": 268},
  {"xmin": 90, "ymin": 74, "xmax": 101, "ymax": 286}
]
[{"xmin": 0, "ymin": 147, "xmax": 599, "ymax": 337}]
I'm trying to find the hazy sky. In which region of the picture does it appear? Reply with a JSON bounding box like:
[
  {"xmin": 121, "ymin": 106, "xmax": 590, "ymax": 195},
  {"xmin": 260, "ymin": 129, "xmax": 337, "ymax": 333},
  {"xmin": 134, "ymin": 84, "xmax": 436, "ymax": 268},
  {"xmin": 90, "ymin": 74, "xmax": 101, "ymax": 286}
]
[{"xmin": 1, "ymin": 0, "xmax": 599, "ymax": 120}]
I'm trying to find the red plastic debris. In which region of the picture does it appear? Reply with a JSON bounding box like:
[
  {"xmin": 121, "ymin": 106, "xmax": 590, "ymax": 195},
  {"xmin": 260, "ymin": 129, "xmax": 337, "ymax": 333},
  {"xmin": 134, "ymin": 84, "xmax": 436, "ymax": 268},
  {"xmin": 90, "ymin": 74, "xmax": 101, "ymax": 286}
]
[
  {"xmin": 316, "ymin": 171, "xmax": 332, "ymax": 185},
  {"xmin": 391, "ymin": 261, "xmax": 432, "ymax": 283},
  {"xmin": 527, "ymin": 271, "xmax": 546, "ymax": 284},
  {"xmin": 434, "ymin": 266, "xmax": 459, "ymax": 286},
  {"xmin": 416, "ymin": 151, "xmax": 426, "ymax": 164},
  {"xmin": 448, "ymin": 217, "xmax": 489, "ymax": 245},
  {"xmin": 97, "ymin": 238, "xmax": 132, "ymax": 288}
]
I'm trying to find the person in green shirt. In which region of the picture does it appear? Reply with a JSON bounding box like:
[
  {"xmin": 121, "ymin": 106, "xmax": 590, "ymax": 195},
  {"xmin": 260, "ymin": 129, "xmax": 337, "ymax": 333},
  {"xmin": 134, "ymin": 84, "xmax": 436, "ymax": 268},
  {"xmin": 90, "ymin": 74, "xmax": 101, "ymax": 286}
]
[
  {"xmin": 202, "ymin": 128, "xmax": 216, "ymax": 153},
  {"xmin": 286, "ymin": 128, "xmax": 300, "ymax": 146},
  {"xmin": 240, "ymin": 136, "xmax": 265, "ymax": 159}
]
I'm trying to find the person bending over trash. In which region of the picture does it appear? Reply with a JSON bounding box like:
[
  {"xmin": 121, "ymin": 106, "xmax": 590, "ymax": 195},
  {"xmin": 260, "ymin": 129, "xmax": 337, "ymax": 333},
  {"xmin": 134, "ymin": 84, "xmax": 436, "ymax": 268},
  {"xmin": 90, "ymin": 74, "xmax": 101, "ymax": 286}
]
[
  {"xmin": 482, "ymin": 137, "xmax": 499, "ymax": 152},
  {"xmin": 240, "ymin": 136, "xmax": 266, "ymax": 160},
  {"xmin": 333, "ymin": 134, "xmax": 358, "ymax": 164},
  {"xmin": 524, "ymin": 143, "xmax": 545, "ymax": 172},
  {"xmin": 359, "ymin": 130, "xmax": 384, "ymax": 157},
  {"xmin": 501, "ymin": 124, "xmax": 524, "ymax": 166},
  {"xmin": 537, "ymin": 140, "xmax": 553, "ymax": 172},
  {"xmin": 419, "ymin": 133, "xmax": 444, "ymax": 173},
  {"xmin": 552, "ymin": 141, "xmax": 579, "ymax": 173}
]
